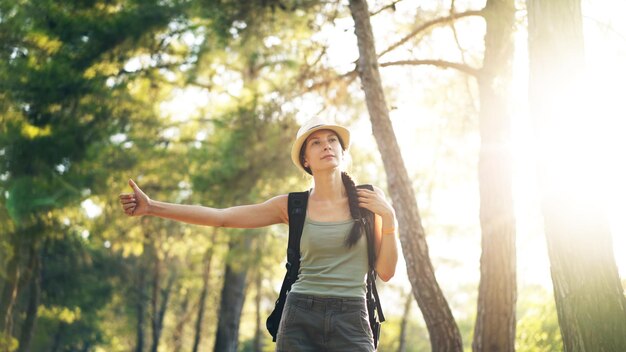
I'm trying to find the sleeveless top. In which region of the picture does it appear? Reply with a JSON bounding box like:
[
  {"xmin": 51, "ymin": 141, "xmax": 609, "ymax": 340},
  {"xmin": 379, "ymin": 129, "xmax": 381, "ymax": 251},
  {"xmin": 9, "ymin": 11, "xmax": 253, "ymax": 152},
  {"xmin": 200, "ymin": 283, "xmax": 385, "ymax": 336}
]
[{"xmin": 289, "ymin": 217, "xmax": 369, "ymax": 298}]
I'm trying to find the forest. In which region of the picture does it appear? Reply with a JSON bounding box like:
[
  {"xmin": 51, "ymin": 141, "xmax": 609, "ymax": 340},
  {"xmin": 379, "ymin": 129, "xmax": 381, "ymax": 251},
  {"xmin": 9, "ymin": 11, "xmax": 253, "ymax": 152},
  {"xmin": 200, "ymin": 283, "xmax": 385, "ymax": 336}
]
[{"xmin": 1, "ymin": 0, "xmax": 625, "ymax": 351}]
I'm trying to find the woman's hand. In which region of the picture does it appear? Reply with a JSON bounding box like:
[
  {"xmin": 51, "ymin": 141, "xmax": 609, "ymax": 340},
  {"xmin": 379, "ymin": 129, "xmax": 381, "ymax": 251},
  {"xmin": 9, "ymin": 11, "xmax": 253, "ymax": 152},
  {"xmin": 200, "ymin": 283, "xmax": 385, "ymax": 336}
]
[
  {"xmin": 119, "ymin": 179, "xmax": 150, "ymax": 216},
  {"xmin": 358, "ymin": 186, "xmax": 398, "ymax": 282},
  {"xmin": 356, "ymin": 187, "xmax": 394, "ymax": 221}
]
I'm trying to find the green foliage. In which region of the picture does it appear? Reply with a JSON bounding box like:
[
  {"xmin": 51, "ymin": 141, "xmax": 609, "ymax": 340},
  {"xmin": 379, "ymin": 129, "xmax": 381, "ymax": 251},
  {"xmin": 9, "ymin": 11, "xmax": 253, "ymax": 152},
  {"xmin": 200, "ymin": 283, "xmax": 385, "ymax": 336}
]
[
  {"xmin": 29, "ymin": 231, "xmax": 120, "ymax": 350},
  {"xmin": 516, "ymin": 286, "xmax": 563, "ymax": 352},
  {"xmin": 377, "ymin": 314, "xmax": 432, "ymax": 352},
  {"xmin": 0, "ymin": 0, "xmax": 414, "ymax": 350}
]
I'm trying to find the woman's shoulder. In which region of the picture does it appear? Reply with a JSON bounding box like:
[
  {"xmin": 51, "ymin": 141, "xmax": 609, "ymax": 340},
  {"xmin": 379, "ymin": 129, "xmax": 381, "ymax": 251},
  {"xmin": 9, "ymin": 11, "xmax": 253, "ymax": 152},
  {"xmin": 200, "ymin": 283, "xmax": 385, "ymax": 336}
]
[{"xmin": 266, "ymin": 194, "xmax": 289, "ymax": 207}]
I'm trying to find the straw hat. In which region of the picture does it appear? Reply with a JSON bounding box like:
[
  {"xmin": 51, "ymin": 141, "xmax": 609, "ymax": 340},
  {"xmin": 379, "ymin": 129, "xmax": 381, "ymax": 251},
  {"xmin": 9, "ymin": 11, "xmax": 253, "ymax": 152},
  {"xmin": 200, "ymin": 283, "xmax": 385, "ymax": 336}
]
[{"xmin": 290, "ymin": 117, "xmax": 351, "ymax": 174}]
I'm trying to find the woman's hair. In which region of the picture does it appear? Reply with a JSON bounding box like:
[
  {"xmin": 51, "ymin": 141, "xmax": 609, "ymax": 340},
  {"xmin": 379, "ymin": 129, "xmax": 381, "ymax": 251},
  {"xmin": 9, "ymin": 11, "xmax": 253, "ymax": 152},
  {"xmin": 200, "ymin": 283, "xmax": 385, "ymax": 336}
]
[{"xmin": 341, "ymin": 171, "xmax": 365, "ymax": 248}]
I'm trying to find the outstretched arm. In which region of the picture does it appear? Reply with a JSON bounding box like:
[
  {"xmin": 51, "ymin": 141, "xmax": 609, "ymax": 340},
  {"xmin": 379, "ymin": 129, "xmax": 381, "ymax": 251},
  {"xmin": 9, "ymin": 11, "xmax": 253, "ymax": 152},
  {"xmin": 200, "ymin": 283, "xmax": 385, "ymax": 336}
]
[
  {"xmin": 357, "ymin": 186, "xmax": 398, "ymax": 282},
  {"xmin": 119, "ymin": 179, "xmax": 288, "ymax": 228}
]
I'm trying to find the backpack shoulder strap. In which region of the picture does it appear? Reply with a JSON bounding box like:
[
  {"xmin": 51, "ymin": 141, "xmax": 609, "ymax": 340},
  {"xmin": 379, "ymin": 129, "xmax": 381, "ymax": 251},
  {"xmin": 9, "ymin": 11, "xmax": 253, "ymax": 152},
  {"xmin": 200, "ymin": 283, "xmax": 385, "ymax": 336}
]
[
  {"xmin": 357, "ymin": 184, "xmax": 376, "ymax": 269},
  {"xmin": 267, "ymin": 190, "xmax": 309, "ymax": 342},
  {"xmin": 286, "ymin": 191, "xmax": 309, "ymax": 277},
  {"xmin": 357, "ymin": 184, "xmax": 386, "ymax": 324}
]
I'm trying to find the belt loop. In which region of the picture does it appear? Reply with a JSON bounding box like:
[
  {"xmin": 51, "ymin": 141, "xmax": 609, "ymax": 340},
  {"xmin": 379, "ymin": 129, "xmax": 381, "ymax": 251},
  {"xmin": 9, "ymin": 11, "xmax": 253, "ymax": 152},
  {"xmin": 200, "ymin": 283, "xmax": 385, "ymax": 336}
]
[
  {"xmin": 306, "ymin": 297, "xmax": 313, "ymax": 309},
  {"xmin": 341, "ymin": 299, "xmax": 348, "ymax": 312}
]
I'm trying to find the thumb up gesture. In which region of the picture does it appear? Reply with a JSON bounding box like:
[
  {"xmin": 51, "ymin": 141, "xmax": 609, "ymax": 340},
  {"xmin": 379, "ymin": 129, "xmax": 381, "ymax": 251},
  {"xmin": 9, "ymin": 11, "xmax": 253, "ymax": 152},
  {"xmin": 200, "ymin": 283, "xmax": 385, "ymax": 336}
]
[{"xmin": 119, "ymin": 179, "xmax": 150, "ymax": 216}]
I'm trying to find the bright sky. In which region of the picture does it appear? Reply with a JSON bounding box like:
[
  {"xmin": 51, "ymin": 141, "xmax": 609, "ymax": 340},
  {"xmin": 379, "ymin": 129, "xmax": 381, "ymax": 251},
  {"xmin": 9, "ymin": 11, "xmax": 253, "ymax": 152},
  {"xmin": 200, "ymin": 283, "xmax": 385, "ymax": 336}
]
[{"xmin": 124, "ymin": 0, "xmax": 626, "ymax": 318}]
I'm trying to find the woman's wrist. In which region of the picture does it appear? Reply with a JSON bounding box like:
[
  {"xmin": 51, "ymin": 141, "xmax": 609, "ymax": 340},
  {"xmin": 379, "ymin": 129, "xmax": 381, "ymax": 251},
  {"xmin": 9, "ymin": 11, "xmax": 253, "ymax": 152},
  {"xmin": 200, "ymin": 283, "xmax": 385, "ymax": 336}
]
[
  {"xmin": 381, "ymin": 209, "xmax": 396, "ymax": 236},
  {"xmin": 146, "ymin": 198, "xmax": 155, "ymax": 216},
  {"xmin": 381, "ymin": 208, "xmax": 395, "ymax": 225},
  {"xmin": 382, "ymin": 226, "xmax": 396, "ymax": 236}
]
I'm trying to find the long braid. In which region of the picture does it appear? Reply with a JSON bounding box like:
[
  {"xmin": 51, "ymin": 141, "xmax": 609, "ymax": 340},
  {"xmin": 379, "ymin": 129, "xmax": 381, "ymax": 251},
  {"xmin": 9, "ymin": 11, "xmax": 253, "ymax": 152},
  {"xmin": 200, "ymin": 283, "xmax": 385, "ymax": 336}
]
[{"xmin": 342, "ymin": 171, "xmax": 365, "ymax": 247}]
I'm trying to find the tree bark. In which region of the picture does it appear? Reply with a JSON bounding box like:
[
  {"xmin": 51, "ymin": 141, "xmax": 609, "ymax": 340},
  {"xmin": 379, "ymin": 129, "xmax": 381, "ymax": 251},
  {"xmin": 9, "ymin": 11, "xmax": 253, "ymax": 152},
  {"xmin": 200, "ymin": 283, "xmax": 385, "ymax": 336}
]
[
  {"xmin": 348, "ymin": 1, "xmax": 463, "ymax": 350},
  {"xmin": 17, "ymin": 250, "xmax": 40, "ymax": 352},
  {"xmin": 213, "ymin": 237, "xmax": 250, "ymax": 352},
  {"xmin": 473, "ymin": 1, "xmax": 517, "ymax": 351},
  {"xmin": 253, "ymin": 268, "xmax": 263, "ymax": 352},
  {"xmin": 192, "ymin": 243, "xmax": 214, "ymax": 352},
  {"xmin": 135, "ymin": 258, "xmax": 147, "ymax": 352},
  {"xmin": 49, "ymin": 323, "xmax": 65, "ymax": 352},
  {"xmin": 150, "ymin": 248, "xmax": 160, "ymax": 352},
  {"xmin": 398, "ymin": 291, "xmax": 413, "ymax": 352},
  {"xmin": 151, "ymin": 267, "xmax": 175, "ymax": 352},
  {"xmin": 0, "ymin": 248, "xmax": 20, "ymax": 335},
  {"xmin": 172, "ymin": 289, "xmax": 190, "ymax": 352},
  {"xmin": 527, "ymin": 0, "xmax": 626, "ymax": 351}
]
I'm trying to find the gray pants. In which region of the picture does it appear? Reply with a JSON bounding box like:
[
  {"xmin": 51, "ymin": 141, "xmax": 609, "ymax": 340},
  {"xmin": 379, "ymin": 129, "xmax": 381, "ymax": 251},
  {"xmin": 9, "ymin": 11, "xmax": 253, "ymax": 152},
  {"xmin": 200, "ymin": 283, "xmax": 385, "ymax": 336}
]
[{"xmin": 276, "ymin": 292, "xmax": 375, "ymax": 352}]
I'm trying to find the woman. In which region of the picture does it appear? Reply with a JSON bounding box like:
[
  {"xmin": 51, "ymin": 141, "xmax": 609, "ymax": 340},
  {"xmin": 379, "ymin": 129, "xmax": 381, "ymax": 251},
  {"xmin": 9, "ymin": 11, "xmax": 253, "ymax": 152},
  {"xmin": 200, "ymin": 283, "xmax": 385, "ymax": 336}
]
[{"xmin": 119, "ymin": 117, "xmax": 399, "ymax": 351}]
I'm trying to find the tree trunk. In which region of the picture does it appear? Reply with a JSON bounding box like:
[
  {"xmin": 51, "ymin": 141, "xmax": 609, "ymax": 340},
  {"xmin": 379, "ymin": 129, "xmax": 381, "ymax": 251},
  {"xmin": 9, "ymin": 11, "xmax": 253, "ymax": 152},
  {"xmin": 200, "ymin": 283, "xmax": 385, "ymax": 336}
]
[
  {"xmin": 135, "ymin": 258, "xmax": 147, "ymax": 352},
  {"xmin": 398, "ymin": 291, "xmax": 413, "ymax": 352},
  {"xmin": 17, "ymin": 250, "xmax": 40, "ymax": 352},
  {"xmin": 172, "ymin": 290, "xmax": 190, "ymax": 352},
  {"xmin": 473, "ymin": 1, "xmax": 517, "ymax": 351},
  {"xmin": 49, "ymin": 323, "xmax": 65, "ymax": 352},
  {"xmin": 348, "ymin": 1, "xmax": 463, "ymax": 350},
  {"xmin": 253, "ymin": 268, "xmax": 263, "ymax": 352},
  {"xmin": 527, "ymin": 0, "xmax": 626, "ymax": 351},
  {"xmin": 213, "ymin": 238, "xmax": 250, "ymax": 352},
  {"xmin": 150, "ymin": 250, "xmax": 160, "ymax": 352},
  {"xmin": 192, "ymin": 244, "xmax": 214, "ymax": 352},
  {"xmin": 0, "ymin": 249, "xmax": 20, "ymax": 335},
  {"xmin": 151, "ymin": 267, "xmax": 175, "ymax": 352}
]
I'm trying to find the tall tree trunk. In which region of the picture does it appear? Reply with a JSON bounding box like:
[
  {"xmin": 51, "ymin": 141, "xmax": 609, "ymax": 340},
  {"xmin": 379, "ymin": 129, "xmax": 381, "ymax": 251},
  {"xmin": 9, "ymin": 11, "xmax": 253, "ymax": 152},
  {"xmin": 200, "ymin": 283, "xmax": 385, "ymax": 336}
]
[
  {"xmin": 473, "ymin": 1, "xmax": 517, "ymax": 351},
  {"xmin": 348, "ymin": 1, "xmax": 463, "ymax": 350},
  {"xmin": 17, "ymin": 250, "xmax": 40, "ymax": 352},
  {"xmin": 135, "ymin": 257, "xmax": 147, "ymax": 352},
  {"xmin": 213, "ymin": 238, "xmax": 250, "ymax": 352},
  {"xmin": 398, "ymin": 291, "xmax": 413, "ymax": 352},
  {"xmin": 49, "ymin": 323, "xmax": 65, "ymax": 352},
  {"xmin": 192, "ymin": 244, "xmax": 214, "ymax": 352},
  {"xmin": 151, "ymin": 267, "xmax": 175, "ymax": 352},
  {"xmin": 150, "ymin": 249, "xmax": 160, "ymax": 352},
  {"xmin": 527, "ymin": 1, "xmax": 626, "ymax": 351},
  {"xmin": 172, "ymin": 289, "xmax": 191, "ymax": 352},
  {"xmin": 253, "ymin": 268, "xmax": 263, "ymax": 352},
  {"xmin": 0, "ymin": 248, "xmax": 21, "ymax": 335}
]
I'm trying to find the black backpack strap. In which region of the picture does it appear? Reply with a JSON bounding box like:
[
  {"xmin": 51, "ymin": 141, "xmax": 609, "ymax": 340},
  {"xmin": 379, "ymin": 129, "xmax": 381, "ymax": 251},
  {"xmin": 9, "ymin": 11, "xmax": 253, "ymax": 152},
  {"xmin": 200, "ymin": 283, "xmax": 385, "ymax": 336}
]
[
  {"xmin": 358, "ymin": 184, "xmax": 386, "ymax": 347},
  {"xmin": 357, "ymin": 185, "xmax": 377, "ymax": 272},
  {"xmin": 286, "ymin": 191, "xmax": 309, "ymax": 279},
  {"xmin": 266, "ymin": 191, "xmax": 309, "ymax": 341}
]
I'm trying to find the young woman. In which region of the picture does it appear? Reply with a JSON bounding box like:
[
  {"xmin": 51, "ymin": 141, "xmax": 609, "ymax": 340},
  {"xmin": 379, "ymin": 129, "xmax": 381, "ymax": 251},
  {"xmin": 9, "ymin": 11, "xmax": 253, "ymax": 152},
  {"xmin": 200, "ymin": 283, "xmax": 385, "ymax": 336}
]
[{"xmin": 119, "ymin": 117, "xmax": 399, "ymax": 351}]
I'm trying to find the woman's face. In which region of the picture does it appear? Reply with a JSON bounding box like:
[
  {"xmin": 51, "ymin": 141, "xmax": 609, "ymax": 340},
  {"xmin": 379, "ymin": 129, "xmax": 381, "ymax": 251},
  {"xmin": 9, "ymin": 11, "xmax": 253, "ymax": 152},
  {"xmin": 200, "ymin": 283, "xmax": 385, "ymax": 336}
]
[{"xmin": 302, "ymin": 129, "xmax": 344, "ymax": 174}]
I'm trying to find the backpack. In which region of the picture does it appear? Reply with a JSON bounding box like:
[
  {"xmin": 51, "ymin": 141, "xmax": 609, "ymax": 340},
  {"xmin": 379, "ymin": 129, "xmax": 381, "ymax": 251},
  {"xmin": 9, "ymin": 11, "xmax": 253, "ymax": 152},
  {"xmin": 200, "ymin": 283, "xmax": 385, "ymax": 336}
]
[{"xmin": 265, "ymin": 184, "xmax": 385, "ymax": 348}]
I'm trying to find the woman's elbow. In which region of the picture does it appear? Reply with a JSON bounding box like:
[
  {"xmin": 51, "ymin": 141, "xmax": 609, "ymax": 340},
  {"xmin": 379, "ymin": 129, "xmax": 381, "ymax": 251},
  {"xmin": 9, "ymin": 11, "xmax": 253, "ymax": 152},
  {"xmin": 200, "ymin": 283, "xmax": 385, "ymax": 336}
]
[{"xmin": 377, "ymin": 268, "xmax": 396, "ymax": 282}]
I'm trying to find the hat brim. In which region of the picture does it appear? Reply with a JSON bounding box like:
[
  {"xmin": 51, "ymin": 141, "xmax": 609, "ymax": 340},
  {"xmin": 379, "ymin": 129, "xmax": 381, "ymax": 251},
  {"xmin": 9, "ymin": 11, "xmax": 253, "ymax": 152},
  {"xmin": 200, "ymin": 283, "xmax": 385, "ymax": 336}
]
[{"xmin": 291, "ymin": 124, "xmax": 350, "ymax": 175}]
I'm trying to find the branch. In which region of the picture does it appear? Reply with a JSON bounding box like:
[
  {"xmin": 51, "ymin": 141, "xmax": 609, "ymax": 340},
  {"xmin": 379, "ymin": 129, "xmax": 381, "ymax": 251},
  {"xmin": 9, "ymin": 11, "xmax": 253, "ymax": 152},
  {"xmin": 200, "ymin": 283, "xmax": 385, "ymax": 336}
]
[
  {"xmin": 370, "ymin": 0, "xmax": 404, "ymax": 17},
  {"xmin": 304, "ymin": 69, "xmax": 358, "ymax": 92},
  {"xmin": 380, "ymin": 59, "xmax": 479, "ymax": 77},
  {"xmin": 378, "ymin": 9, "xmax": 484, "ymax": 58}
]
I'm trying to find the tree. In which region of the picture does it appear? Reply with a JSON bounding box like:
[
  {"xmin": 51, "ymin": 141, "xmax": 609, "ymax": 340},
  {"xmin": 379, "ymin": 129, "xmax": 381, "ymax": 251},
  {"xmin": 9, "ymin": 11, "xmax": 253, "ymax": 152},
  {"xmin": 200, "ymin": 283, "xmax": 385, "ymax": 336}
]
[
  {"xmin": 348, "ymin": 0, "xmax": 463, "ymax": 350},
  {"xmin": 527, "ymin": 0, "xmax": 626, "ymax": 350},
  {"xmin": 473, "ymin": 0, "xmax": 517, "ymax": 351},
  {"xmin": 0, "ymin": 0, "xmax": 187, "ymax": 348}
]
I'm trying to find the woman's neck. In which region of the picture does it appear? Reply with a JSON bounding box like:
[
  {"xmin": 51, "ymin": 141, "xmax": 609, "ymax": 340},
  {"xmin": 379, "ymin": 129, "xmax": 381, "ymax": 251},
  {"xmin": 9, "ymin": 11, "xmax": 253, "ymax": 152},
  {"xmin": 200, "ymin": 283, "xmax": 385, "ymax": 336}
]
[{"xmin": 311, "ymin": 170, "xmax": 346, "ymax": 201}]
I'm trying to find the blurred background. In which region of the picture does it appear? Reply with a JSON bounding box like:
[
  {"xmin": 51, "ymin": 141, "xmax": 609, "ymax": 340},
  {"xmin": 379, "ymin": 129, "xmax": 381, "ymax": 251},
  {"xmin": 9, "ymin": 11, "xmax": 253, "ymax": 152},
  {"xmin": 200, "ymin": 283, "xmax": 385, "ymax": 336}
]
[{"xmin": 1, "ymin": 0, "xmax": 624, "ymax": 351}]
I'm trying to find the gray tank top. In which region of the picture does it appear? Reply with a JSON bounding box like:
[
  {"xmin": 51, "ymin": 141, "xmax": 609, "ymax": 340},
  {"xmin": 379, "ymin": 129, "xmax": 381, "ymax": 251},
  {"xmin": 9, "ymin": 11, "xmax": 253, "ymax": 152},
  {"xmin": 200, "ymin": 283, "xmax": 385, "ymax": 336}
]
[{"xmin": 290, "ymin": 217, "xmax": 368, "ymax": 298}]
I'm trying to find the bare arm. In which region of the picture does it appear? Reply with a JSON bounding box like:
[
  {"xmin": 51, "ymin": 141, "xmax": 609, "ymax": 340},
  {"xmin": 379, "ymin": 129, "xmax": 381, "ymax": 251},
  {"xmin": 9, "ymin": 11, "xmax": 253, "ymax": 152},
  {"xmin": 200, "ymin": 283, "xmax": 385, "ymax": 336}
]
[
  {"xmin": 119, "ymin": 179, "xmax": 288, "ymax": 228},
  {"xmin": 357, "ymin": 186, "xmax": 398, "ymax": 282}
]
